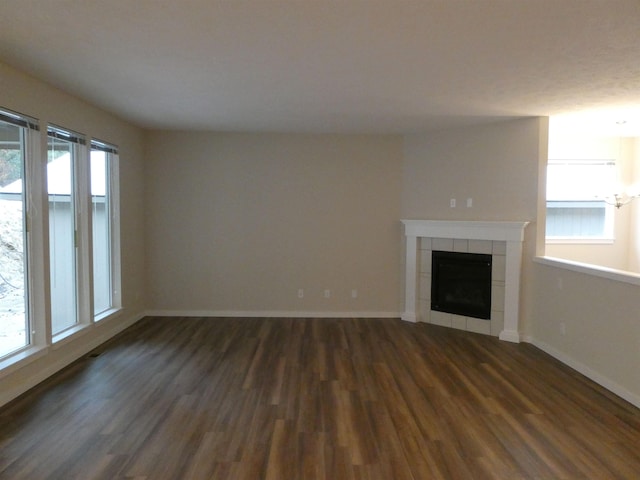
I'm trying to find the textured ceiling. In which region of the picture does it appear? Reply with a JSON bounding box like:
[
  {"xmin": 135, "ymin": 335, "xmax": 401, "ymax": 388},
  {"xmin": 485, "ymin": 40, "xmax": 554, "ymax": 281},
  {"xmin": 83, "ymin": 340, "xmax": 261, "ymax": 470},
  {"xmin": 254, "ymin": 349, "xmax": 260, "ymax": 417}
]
[{"xmin": 0, "ymin": 0, "xmax": 639, "ymax": 134}]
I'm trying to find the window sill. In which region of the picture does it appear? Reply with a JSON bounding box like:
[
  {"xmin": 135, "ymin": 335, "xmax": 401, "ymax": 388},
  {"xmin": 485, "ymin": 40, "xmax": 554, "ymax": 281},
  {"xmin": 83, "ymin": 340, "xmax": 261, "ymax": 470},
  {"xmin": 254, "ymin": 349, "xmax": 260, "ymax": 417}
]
[
  {"xmin": 0, "ymin": 345, "xmax": 49, "ymax": 379},
  {"xmin": 535, "ymin": 256, "xmax": 640, "ymax": 286},
  {"xmin": 52, "ymin": 323, "xmax": 92, "ymax": 349},
  {"xmin": 546, "ymin": 238, "xmax": 614, "ymax": 245},
  {"xmin": 94, "ymin": 307, "xmax": 123, "ymax": 323}
]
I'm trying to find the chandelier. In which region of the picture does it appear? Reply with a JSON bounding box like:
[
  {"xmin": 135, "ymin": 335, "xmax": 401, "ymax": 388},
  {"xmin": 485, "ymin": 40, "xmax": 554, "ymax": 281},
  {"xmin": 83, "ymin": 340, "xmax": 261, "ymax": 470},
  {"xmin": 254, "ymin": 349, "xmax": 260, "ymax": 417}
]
[{"xmin": 601, "ymin": 192, "xmax": 639, "ymax": 209}]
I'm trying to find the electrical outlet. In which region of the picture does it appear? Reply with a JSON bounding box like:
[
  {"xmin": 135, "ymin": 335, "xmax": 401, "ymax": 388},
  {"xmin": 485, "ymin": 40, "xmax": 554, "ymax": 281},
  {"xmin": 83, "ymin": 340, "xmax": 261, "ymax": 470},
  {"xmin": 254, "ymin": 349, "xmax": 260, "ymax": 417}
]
[
  {"xmin": 351, "ymin": 289, "xmax": 358, "ymax": 298},
  {"xmin": 466, "ymin": 198, "xmax": 473, "ymax": 207},
  {"xmin": 450, "ymin": 198, "xmax": 456, "ymax": 208},
  {"xmin": 297, "ymin": 289, "xmax": 304, "ymax": 298},
  {"xmin": 560, "ymin": 322, "xmax": 566, "ymax": 335},
  {"xmin": 324, "ymin": 289, "xmax": 331, "ymax": 298}
]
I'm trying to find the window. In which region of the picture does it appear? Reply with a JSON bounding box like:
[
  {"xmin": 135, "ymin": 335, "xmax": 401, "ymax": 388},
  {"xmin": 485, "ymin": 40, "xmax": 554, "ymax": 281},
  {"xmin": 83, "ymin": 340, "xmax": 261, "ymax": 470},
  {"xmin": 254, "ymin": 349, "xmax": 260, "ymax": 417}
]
[
  {"xmin": 0, "ymin": 106, "xmax": 122, "ymax": 372},
  {"xmin": 47, "ymin": 126, "xmax": 85, "ymax": 336},
  {"xmin": 546, "ymin": 160, "xmax": 616, "ymax": 241},
  {"xmin": 90, "ymin": 140, "xmax": 120, "ymax": 318},
  {"xmin": 0, "ymin": 110, "xmax": 38, "ymax": 358}
]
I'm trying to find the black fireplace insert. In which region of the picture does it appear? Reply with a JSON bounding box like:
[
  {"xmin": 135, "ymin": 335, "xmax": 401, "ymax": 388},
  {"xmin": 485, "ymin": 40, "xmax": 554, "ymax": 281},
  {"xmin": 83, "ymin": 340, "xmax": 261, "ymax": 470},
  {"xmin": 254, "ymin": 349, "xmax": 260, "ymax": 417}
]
[{"xmin": 431, "ymin": 250, "xmax": 492, "ymax": 320}]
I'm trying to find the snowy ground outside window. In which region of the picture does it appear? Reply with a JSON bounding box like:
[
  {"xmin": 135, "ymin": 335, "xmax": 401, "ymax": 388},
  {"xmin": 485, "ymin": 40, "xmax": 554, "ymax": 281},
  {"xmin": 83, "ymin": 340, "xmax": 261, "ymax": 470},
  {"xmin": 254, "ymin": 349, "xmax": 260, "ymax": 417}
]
[{"xmin": 0, "ymin": 198, "xmax": 27, "ymax": 357}]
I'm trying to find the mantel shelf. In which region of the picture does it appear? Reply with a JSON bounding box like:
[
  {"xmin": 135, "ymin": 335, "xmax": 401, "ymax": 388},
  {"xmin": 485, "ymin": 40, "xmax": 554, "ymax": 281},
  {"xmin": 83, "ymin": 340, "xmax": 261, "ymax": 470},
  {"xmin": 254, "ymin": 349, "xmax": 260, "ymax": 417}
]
[{"xmin": 401, "ymin": 220, "xmax": 529, "ymax": 242}]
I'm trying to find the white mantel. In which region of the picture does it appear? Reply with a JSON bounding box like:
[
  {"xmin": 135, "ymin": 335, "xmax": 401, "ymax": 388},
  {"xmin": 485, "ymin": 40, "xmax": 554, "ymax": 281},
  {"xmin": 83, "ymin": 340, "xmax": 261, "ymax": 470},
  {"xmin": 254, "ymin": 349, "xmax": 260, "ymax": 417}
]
[{"xmin": 401, "ymin": 220, "xmax": 529, "ymax": 343}]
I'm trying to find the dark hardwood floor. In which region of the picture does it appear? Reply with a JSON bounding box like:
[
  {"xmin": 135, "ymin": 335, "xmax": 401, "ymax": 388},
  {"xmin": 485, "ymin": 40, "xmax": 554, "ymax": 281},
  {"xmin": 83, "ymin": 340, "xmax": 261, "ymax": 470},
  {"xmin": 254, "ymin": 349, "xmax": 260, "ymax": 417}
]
[{"xmin": 1, "ymin": 317, "xmax": 639, "ymax": 479}]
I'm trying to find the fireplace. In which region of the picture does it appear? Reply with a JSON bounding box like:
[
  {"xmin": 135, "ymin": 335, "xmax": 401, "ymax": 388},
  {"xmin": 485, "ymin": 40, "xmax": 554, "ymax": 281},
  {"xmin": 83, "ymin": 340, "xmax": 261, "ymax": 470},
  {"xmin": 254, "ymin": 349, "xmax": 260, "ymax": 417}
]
[
  {"xmin": 431, "ymin": 251, "xmax": 492, "ymax": 320},
  {"xmin": 401, "ymin": 220, "xmax": 528, "ymax": 342}
]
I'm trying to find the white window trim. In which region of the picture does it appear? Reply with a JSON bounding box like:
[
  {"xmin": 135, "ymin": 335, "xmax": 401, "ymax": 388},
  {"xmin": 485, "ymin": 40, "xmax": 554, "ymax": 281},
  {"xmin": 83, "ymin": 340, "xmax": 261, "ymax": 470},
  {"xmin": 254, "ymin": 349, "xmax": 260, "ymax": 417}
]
[
  {"xmin": 47, "ymin": 127, "xmax": 87, "ymax": 339},
  {"xmin": 90, "ymin": 146, "xmax": 121, "ymax": 320},
  {"xmin": 0, "ymin": 345, "xmax": 49, "ymax": 380},
  {"xmin": 546, "ymin": 237, "xmax": 614, "ymax": 245},
  {"xmin": 0, "ymin": 111, "xmax": 41, "ymax": 359},
  {"xmin": 109, "ymin": 152, "xmax": 122, "ymax": 313}
]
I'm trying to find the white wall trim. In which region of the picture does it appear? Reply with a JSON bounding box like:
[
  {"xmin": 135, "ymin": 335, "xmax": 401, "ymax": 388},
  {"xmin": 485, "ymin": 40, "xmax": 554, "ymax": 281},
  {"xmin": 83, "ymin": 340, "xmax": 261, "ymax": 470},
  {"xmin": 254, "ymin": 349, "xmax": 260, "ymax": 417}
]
[
  {"xmin": 498, "ymin": 330, "xmax": 522, "ymax": 343},
  {"xmin": 402, "ymin": 219, "xmax": 529, "ymax": 242},
  {"xmin": 522, "ymin": 335, "xmax": 640, "ymax": 409},
  {"xmin": 144, "ymin": 310, "xmax": 401, "ymax": 319},
  {"xmin": 535, "ymin": 255, "xmax": 640, "ymax": 286}
]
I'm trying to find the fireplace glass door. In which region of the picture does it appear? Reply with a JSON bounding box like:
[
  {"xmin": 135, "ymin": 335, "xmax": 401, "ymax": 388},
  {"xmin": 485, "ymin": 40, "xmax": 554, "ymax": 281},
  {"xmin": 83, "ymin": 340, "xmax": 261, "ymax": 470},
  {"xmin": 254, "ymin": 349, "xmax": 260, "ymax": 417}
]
[{"xmin": 431, "ymin": 250, "xmax": 492, "ymax": 320}]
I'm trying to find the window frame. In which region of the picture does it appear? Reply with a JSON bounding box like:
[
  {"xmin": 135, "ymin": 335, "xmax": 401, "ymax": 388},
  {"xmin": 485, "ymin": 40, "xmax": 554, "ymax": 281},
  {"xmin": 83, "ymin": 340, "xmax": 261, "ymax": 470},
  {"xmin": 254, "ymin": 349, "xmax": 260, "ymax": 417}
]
[
  {"xmin": 545, "ymin": 159, "xmax": 617, "ymax": 243},
  {"xmin": 90, "ymin": 139, "xmax": 121, "ymax": 321},
  {"xmin": 0, "ymin": 109, "xmax": 39, "ymax": 360},
  {"xmin": 47, "ymin": 124, "xmax": 88, "ymax": 340},
  {"xmin": 0, "ymin": 106, "xmax": 123, "ymax": 374}
]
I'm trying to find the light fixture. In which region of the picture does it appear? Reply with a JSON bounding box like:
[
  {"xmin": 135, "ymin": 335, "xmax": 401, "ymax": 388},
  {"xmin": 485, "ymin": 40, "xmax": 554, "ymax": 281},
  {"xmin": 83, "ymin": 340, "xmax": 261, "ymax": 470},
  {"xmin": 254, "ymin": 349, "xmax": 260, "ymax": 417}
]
[
  {"xmin": 601, "ymin": 192, "xmax": 639, "ymax": 209},
  {"xmin": 600, "ymin": 135, "xmax": 639, "ymax": 208}
]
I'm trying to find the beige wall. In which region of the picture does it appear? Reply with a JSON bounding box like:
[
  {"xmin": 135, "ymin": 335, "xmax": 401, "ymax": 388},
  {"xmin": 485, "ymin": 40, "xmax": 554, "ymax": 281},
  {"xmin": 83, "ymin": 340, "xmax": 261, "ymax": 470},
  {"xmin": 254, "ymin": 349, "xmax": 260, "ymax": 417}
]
[
  {"xmin": 402, "ymin": 118, "xmax": 543, "ymax": 222},
  {"xmin": 0, "ymin": 62, "xmax": 146, "ymax": 406},
  {"xmin": 628, "ymin": 139, "xmax": 640, "ymax": 271},
  {"xmin": 530, "ymin": 262, "xmax": 640, "ymax": 404},
  {"xmin": 144, "ymin": 131, "xmax": 403, "ymax": 315}
]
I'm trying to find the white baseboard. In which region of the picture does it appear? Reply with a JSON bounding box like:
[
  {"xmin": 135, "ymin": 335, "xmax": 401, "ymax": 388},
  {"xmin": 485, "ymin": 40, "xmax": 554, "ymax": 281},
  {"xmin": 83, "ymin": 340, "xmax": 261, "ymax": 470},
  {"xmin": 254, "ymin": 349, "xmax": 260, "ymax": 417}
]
[
  {"xmin": 144, "ymin": 310, "xmax": 400, "ymax": 319},
  {"xmin": 401, "ymin": 312, "xmax": 417, "ymax": 322},
  {"xmin": 522, "ymin": 335, "xmax": 640, "ymax": 409},
  {"xmin": 499, "ymin": 329, "xmax": 521, "ymax": 343}
]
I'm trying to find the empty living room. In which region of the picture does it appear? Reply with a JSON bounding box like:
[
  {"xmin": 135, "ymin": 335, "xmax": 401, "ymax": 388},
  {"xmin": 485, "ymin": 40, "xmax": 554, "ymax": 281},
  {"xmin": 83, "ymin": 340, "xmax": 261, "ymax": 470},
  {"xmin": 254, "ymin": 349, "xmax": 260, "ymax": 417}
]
[{"xmin": 0, "ymin": 1, "xmax": 639, "ymax": 479}]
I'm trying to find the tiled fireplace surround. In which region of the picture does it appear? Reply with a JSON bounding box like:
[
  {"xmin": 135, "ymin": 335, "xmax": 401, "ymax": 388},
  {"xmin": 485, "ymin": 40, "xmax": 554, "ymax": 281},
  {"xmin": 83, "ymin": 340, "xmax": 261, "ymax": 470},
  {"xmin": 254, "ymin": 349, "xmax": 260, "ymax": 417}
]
[{"xmin": 401, "ymin": 220, "xmax": 529, "ymax": 343}]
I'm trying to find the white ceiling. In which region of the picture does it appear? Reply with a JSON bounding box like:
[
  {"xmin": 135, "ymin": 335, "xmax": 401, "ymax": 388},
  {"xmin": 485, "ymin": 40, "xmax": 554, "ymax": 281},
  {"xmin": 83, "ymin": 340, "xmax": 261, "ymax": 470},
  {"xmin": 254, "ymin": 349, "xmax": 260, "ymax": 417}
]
[{"xmin": 0, "ymin": 0, "xmax": 639, "ymax": 134}]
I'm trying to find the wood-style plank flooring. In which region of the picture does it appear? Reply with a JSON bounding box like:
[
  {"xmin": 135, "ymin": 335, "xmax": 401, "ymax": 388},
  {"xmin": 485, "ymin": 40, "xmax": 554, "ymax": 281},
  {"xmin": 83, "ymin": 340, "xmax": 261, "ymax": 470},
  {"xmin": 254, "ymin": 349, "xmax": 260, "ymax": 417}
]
[{"xmin": 1, "ymin": 317, "xmax": 639, "ymax": 479}]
